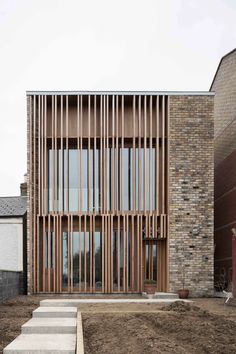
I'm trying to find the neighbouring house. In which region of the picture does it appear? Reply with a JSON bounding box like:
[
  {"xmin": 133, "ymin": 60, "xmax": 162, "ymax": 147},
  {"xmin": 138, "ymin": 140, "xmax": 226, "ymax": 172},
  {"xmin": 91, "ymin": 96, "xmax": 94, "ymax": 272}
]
[
  {"xmin": 27, "ymin": 91, "xmax": 214, "ymax": 296},
  {"xmin": 0, "ymin": 178, "xmax": 27, "ymax": 300},
  {"xmin": 210, "ymin": 48, "xmax": 236, "ymax": 291}
]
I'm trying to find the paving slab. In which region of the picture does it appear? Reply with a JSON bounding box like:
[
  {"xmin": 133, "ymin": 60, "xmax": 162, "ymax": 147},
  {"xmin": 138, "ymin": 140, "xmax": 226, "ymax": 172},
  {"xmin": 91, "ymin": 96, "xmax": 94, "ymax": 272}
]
[
  {"xmin": 3, "ymin": 334, "xmax": 76, "ymax": 354},
  {"xmin": 33, "ymin": 306, "xmax": 77, "ymax": 318},
  {"xmin": 40, "ymin": 298, "xmax": 192, "ymax": 307},
  {"xmin": 21, "ymin": 318, "xmax": 77, "ymax": 334}
]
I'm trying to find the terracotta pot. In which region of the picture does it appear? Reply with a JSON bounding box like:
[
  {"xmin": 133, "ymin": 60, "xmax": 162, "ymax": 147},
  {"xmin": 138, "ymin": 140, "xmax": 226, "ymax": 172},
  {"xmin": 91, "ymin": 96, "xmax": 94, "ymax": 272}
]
[
  {"xmin": 144, "ymin": 284, "xmax": 157, "ymax": 294},
  {"xmin": 178, "ymin": 289, "xmax": 189, "ymax": 299}
]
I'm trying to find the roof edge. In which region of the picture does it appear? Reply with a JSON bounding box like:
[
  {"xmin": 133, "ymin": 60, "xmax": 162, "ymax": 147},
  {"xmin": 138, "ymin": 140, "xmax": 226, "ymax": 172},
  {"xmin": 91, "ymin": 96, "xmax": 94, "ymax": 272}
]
[
  {"xmin": 26, "ymin": 90, "xmax": 214, "ymax": 96},
  {"xmin": 210, "ymin": 48, "xmax": 236, "ymax": 91}
]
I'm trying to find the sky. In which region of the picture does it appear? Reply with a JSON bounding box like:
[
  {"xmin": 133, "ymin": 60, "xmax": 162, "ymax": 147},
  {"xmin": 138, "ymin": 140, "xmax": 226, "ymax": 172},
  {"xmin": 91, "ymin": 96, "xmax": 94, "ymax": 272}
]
[{"xmin": 0, "ymin": 0, "xmax": 235, "ymax": 196}]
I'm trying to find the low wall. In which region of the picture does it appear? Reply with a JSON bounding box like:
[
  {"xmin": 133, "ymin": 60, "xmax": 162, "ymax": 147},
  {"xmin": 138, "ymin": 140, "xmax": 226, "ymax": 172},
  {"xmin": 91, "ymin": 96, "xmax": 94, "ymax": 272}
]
[{"xmin": 0, "ymin": 270, "xmax": 25, "ymax": 301}]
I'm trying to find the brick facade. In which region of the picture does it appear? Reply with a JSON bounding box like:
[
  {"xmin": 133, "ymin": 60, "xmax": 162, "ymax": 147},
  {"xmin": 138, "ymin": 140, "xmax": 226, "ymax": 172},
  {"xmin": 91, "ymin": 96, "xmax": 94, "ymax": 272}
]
[
  {"xmin": 211, "ymin": 49, "xmax": 236, "ymax": 289},
  {"xmin": 168, "ymin": 95, "xmax": 214, "ymax": 297}
]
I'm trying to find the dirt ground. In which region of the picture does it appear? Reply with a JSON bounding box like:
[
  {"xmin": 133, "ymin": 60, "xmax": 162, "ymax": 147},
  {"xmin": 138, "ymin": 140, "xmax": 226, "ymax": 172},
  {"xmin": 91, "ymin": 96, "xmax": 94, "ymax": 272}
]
[{"xmin": 0, "ymin": 296, "xmax": 236, "ymax": 354}]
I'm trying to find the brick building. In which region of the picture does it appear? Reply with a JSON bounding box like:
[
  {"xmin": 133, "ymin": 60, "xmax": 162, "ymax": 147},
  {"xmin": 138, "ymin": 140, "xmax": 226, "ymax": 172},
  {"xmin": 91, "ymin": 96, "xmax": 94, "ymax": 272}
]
[
  {"xmin": 27, "ymin": 91, "xmax": 214, "ymax": 296},
  {"xmin": 211, "ymin": 49, "xmax": 236, "ymax": 290}
]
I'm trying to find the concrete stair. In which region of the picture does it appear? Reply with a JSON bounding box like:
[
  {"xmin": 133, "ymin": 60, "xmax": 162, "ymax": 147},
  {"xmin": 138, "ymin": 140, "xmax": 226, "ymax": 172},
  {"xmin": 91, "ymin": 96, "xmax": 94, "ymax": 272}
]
[
  {"xmin": 22, "ymin": 317, "xmax": 77, "ymax": 334},
  {"xmin": 3, "ymin": 306, "xmax": 78, "ymax": 353},
  {"xmin": 3, "ymin": 334, "xmax": 76, "ymax": 354},
  {"xmin": 33, "ymin": 306, "xmax": 77, "ymax": 318}
]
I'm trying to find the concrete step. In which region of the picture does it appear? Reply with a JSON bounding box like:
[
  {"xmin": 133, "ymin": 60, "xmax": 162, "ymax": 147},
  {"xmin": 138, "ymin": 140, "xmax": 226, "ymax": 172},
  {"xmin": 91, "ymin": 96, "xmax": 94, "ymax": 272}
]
[
  {"xmin": 3, "ymin": 334, "xmax": 76, "ymax": 354},
  {"xmin": 147, "ymin": 292, "xmax": 179, "ymax": 299},
  {"xmin": 21, "ymin": 318, "xmax": 77, "ymax": 334},
  {"xmin": 33, "ymin": 306, "xmax": 77, "ymax": 318}
]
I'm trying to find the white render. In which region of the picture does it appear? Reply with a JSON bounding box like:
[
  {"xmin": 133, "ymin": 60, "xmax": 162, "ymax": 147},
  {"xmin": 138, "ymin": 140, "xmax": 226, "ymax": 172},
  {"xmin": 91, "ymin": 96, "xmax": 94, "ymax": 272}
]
[{"xmin": 0, "ymin": 217, "xmax": 23, "ymax": 271}]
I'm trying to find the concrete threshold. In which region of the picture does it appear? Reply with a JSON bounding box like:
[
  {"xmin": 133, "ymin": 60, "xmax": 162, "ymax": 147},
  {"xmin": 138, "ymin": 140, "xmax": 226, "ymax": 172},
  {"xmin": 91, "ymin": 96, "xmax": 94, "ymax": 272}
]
[{"xmin": 41, "ymin": 298, "xmax": 192, "ymax": 307}]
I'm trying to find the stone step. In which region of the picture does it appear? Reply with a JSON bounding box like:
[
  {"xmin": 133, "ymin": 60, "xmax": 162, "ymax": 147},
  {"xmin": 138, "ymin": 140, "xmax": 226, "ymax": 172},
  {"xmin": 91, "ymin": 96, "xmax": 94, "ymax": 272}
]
[
  {"xmin": 3, "ymin": 334, "xmax": 76, "ymax": 354},
  {"xmin": 33, "ymin": 306, "xmax": 77, "ymax": 318},
  {"xmin": 21, "ymin": 318, "xmax": 77, "ymax": 334}
]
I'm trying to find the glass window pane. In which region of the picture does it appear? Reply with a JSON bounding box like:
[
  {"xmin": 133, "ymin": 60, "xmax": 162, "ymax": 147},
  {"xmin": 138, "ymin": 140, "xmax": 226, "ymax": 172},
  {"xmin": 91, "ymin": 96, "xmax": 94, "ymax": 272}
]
[
  {"xmin": 48, "ymin": 150, "xmax": 53, "ymax": 212},
  {"xmin": 89, "ymin": 150, "xmax": 94, "ymax": 212},
  {"xmin": 136, "ymin": 148, "xmax": 144, "ymax": 210},
  {"xmin": 95, "ymin": 149, "xmax": 100, "ymax": 212},
  {"xmin": 94, "ymin": 231, "xmax": 102, "ymax": 289},
  {"xmin": 62, "ymin": 232, "xmax": 68, "ymax": 288},
  {"xmin": 73, "ymin": 232, "xmax": 79, "ymax": 288},
  {"xmin": 57, "ymin": 149, "xmax": 63, "ymax": 212},
  {"xmin": 81, "ymin": 149, "xmax": 88, "ymax": 211},
  {"xmin": 85, "ymin": 231, "xmax": 90, "ymax": 287},
  {"xmin": 69, "ymin": 150, "xmax": 78, "ymax": 212}
]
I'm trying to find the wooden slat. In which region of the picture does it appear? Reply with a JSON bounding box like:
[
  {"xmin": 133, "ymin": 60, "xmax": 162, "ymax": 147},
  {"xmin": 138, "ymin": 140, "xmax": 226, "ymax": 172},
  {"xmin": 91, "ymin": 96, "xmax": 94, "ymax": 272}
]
[
  {"xmin": 102, "ymin": 215, "xmax": 104, "ymax": 292},
  {"xmin": 60, "ymin": 95, "xmax": 63, "ymax": 213},
  {"xmin": 150, "ymin": 96, "xmax": 152, "ymax": 212},
  {"xmin": 117, "ymin": 214, "xmax": 120, "ymax": 292},
  {"xmin": 110, "ymin": 215, "xmax": 113, "ymax": 293},
  {"xmin": 66, "ymin": 95, "xmax": 69, "ymax": 212},
  {"xmin": 121, "ymin": 96, "xmax": 124, "ymax": 212},
  {"xmin": 132, "ymin": 96, "xmax": 136, "ymax": 211},
  {"xmin": 88, "ymin": 95, "xmax": 91, "ymax": 212},
  {"xmin": 77, "ymin": 95, "xmax": 80, "ymax": 212},
  {"xmin": 71, "ymin": 215, "xmax": 73, "ymax": 292},
  {"xmin": 90, "ymin": 215, "xmax": 93, "ymax": 291},
  {"xmin": 84, "ymin": 214, "xmax": 87, "ymax": 292},
  {"xmin": 162, "ymin": 95, "xmax": 165, "ymax": 215},
  {"xmin": 93, "ymin": 215, "xmax": 95, "ymax": 292},
  {"xmin": 138, "ymin": 96, "xmax": 141, "ymax": 212},
  {"xmin": 94, "ymin": 96, "xmax": 97, "ymax": 212},
  {"xmin": 144, "ymin": 95, "xmax": 147, "ymax": 213},
  {"xmin": 33, "ymin": 95, "xmax": 36, "ymax": 292},
  {"xmin": 123, "ymin": 215, "xmax": 126, "ymax": 291},
  {"xmin": 48, "ymin": 215, "xmax": 51, "ymax": 292},
  {"xmin": 43, "ymin": 215, "xmax": 46, "ymax": 292},
  {"xmin": 156, "ymin": 96, "xmax": 159, "ymax": 215},
  {"xmin": 36, "ymin": 215, "xmax": 39, "ymax": 292}
]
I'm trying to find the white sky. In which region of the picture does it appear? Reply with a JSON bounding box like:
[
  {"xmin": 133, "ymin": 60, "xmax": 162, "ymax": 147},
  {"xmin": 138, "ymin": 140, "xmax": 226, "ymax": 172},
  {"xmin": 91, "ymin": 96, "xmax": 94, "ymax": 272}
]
[{"xmin": 0, "ymin": 0, "xmax": 235, "ymax": 196}]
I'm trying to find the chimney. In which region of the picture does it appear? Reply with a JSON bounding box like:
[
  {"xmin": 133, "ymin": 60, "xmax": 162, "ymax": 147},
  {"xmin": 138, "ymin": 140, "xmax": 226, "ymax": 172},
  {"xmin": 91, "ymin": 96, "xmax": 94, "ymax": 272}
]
[{"xmin": 20, "ymin": 173, "xmax": 27, "ymax": 196}]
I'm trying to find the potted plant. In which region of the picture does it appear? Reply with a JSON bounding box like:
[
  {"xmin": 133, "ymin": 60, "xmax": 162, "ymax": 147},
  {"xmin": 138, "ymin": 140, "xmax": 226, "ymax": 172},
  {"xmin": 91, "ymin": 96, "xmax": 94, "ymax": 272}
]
[
  {"xmin": 178, "ymin": 262, "xmax": 189, "ymax": 299},
  {"xmin": 144, "ymin": 279, "xmax": 157, "ymax": 294}
]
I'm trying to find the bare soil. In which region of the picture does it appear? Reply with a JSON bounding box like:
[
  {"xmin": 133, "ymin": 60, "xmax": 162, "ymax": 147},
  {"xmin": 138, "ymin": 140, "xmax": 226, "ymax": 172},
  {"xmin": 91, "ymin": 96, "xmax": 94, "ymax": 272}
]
[
  {"xmin": 0, "ymin": 296, "xmax": 236, "ymax": 354},
  {"xmin": 83, "ymin": 300, "xmax": 236, "ymax": 354}
]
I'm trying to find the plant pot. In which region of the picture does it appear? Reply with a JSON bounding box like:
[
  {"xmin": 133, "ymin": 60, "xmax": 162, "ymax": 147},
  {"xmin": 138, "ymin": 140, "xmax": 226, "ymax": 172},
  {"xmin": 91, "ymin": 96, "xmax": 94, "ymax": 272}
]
[
  {"xmin": 144, "ymin": 284, "xmax": 157, "ymax": 294},
  {"xmin": 178, "ymin": 289, "xmax": 189, "ymax": 299}
]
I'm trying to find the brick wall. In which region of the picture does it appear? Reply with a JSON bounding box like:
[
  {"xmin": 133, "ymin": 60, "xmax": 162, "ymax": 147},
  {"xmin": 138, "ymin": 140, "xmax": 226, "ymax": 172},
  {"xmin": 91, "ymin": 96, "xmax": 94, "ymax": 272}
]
[
  {"xmin": 168, "ymin": 95, "xmax": 214, "ymax": 297},
  {"xmin": 211, "ymin": 49, "xmax": 236, "ymax": 166},
  {"xmin": 211, "ymin": 50, "xmax": 236, "ymax": 290}
]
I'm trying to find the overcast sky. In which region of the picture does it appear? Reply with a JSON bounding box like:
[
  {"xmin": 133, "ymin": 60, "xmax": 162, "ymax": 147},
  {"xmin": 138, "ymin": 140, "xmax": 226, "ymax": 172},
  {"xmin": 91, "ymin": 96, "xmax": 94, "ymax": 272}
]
[{"xmin": 0, "ymin": 0, "xmax": 235, "ymax": 196}]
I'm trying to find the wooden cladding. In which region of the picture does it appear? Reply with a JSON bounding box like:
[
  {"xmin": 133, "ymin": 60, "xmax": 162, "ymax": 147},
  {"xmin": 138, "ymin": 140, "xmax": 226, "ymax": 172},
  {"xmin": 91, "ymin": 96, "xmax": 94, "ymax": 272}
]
[
  {"xmin": 28, "ymin": 93, "xmax": 169, "ymax": 293},
  {"xmin": 36, "ymin": 214, "xmax": 167, "ymax": 293}
]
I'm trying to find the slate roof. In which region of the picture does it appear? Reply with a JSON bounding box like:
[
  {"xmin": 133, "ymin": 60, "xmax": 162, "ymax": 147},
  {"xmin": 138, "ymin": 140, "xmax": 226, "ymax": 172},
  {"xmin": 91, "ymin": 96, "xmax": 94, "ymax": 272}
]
[{"xmin": 0, "ymin": 196, "xmax": 27, "ymax": 217}]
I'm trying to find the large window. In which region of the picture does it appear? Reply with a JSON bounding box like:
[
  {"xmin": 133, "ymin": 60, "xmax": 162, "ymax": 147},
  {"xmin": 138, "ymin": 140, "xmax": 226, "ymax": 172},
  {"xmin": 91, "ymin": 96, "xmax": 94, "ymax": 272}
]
[{"xmin": 48, "ymin": 146, "xmax": 156, "ymax": 212}]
